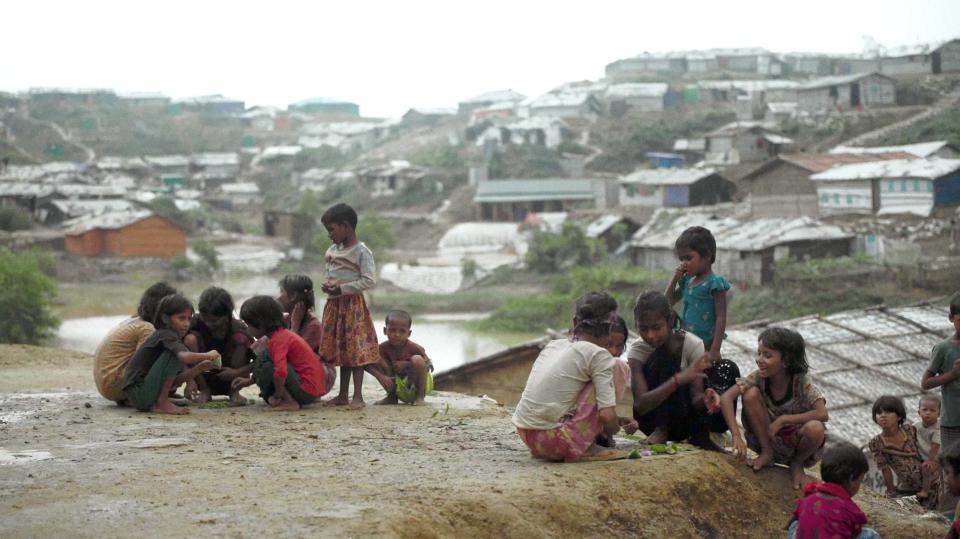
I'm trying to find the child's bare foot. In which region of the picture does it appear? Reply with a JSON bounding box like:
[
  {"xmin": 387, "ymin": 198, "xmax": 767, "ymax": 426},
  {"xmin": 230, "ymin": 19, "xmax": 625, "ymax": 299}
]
[
  {"xmin": 349, "ymin": 398, "xmax": 366, "ymax": 410},
  {"xmin": 749, "ymin": 450, "xmax": 775, "ymax": 471},
  {"xmin": 917, "ymin": 490, "xmax": 930, "ymax": 501},
  {"xmin": 325, "ymin": 396, "xmax": 350, "ymax": 406},
  {"xmin": 375, "ymin": 394, "xmax": 399, "ymax": 405},
  {"xmin": 151, "ymin": 401, "xmax": 190, "ymax": 415},
  {"xmin": 412, "ymin": 398, "xmax": 426, "ymax": 406},
  {"xmin": 580, "ymin": 445, "xmax": 629, "ymax": 461},
  {"xmin": 790, "ymin": 461, "xmax": 810, "ymax": 489},
  {"xmin": 643, "ymin": 428, "xmax": 669, "ymax": 445},
  {"xmin": 228, "ymin": 392, "xmax": 248, "ymax": 407},
  {"xmin": 268, "ymin": 398, "xmax": 300, "ymax": 412}
]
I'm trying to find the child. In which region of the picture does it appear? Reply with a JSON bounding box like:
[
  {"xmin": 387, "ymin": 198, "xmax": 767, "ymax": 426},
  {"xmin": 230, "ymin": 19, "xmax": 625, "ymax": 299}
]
[
  {"xmin": 868, "ymin": 395, "xmax": 940, "ymax": 508},
  {"xmin": 628, "ymin": 291, "xmax": 717, "ymax": 448},
  {"xmin": 318, "ymin": 203, "xmax": 380, "ymax": 410},
  {"xmin": 922, "ymin": 293, "xmax": 960, "ymax": 508},
  {"xmin": 787, "ymin": 442, "xmax": 879, "ymax": 539},
  {"xmin": 513, "ymin": 292, "xmax": 637, "ymax": 462},
  {"xmin": 720, "ymin": 327, "xmax": 828, "ymax": 489},
  {"xmin": 916, "ymin": 395, "xmax": 943, "ymax": 501},
  {"xmin": 939, "ymin": 441, "xmax": 960, "ymax": 539},
  {"xmin": 121, "ymin": 294, "xmax": 220, "ymax": 414},
  {"xmin": 277, "ymin": 274, "xmax": 323, "ymax": 353},
  {"xmin": 606, "ymin": 315, "xmax": 628, "ymax": 358},
  {"xmin": 366, "ymin": 309, "xmax": 433, "ymax": 406},
  {"xmin": 232, "ymin": 296, "xmax": 335, "ymax": 411},
  {"xmin": 665, "ymin": 226, "xmax": 730, "ymax": 362},
  {"xmin": 184, "ymin": 286, "xmax": 254, "ymax": 406},
  {"xmin": 94, "ymin": 281, "xmax": 177, "ymax": 404}
]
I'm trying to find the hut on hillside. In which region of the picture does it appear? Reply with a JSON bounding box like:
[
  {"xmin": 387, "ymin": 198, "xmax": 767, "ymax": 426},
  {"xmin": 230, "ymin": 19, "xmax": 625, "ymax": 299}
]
[{"xmin": 65, "ymin": 210, "xmax": 185, "ymax": 257}]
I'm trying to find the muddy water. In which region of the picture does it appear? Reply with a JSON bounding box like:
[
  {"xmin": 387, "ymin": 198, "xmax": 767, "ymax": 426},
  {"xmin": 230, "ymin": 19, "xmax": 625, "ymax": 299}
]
[{"xmin": 57, "ymin": 313, "xmax": 532, "ymax": 373}]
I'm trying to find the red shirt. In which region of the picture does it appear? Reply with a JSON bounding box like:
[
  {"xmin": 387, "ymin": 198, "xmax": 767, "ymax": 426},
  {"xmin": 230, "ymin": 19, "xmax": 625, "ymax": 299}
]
[
  {"xmin": 267, "ymin": 328, "xmax": 326, "ymax": 397},
  {"xmin": 379, "ymin": 339, "xmax": 429, "ymax": 368},
  {"xmin": 792, "ymin": 482, "xmax": 867, "ymax": 539}
]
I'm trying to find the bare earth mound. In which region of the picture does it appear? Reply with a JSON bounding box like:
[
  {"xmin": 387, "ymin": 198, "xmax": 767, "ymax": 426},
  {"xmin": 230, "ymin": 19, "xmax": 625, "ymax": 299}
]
[{"xmin": 0, "ymin": 345, "xmax": 947, "ymax": 538}]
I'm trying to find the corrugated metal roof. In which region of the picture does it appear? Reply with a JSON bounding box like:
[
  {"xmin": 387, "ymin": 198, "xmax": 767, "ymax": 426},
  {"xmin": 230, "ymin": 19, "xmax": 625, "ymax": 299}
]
[
  {"xmin": 628, "ymin": 209, "xmax": 852, "ymax": 252},
  {"xmin": 620, "ymin": 168, "xmax": 719, "ymax": 186},
  {"xmin": 605, "ymin": 83, "xmax": 669, "ymax": 98},
  {"xmin": 585, "ymin": 215, "xmax": 635, "ymax": 238},
  {"xmin": 810, "ymin": 157, "xmax": 960, "ymax": 181},
  {"xmin": 697, "ymin": 80, "xmax": 799, "ymax": 91},
  {"xmin": 0, "ymin": 183, "xmax": 56, "ymax": 197},
  {"xmin": 797, "ymin": 72, "xmax": 892, "ymax": 90},
  {"xmin": 460, "ymin": 89, "xmax": 526, "ymax": 105},
  {"xmin": 673, "ymin": 138, "xmax": 706, "ymax": 152},
  {"xmin": 65, "ymin": 209, "xmax": 157, "ymax": 234},
  {"xmin": 220, "ymin": 182, "xmax": 260, "ymax": 194},
  {"xmin": 191, "ymin": 152, "xmax": 239, "ymax": 167},
  {"xmin": 707, "ymin": 120, "xmax": 780, "ymax": 137},
  {"xmin": 49, "ymin": 199, "xmax": 137, "ymax": 219},
  {"xmin": 473, "ymin": 179, "xmax": 594, "ymax": 203},
  {"xmin": 144, "ymin": 155, "xmax": 189, "ymax": 167},
  {"xmin": 720, "ymin": 300, "xmax": 953, "ymax": 447},
  {"xmin": 529, "ymin": 93, "xmax": 595, "ymax": 108},
  {"xmin": 779, "ymin": 152, "xmax": 915, "ymax": 173},
  {"xmin": 829, "ymin": 141, "xmax": 954, "ymax": 158}
]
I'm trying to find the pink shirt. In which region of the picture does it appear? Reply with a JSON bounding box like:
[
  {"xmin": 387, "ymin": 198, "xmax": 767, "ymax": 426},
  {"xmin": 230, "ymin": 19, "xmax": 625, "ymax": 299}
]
[{"xmin": 792, "ymin": 482, "xmax": 867, "ymax": 539}]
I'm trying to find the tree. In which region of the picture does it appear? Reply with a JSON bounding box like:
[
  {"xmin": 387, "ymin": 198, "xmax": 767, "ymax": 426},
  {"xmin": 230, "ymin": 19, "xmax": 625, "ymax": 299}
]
[
  {"xmin": 0, "ymin": 207, "xmax": 32, "ymax": 231},
  {"xmin": 525, "ymin": 223, "xmax": 601, "ymax": 273},
  {"xmin": 0, "ymin": 248, "xmax": 60, "ymax": 344}
]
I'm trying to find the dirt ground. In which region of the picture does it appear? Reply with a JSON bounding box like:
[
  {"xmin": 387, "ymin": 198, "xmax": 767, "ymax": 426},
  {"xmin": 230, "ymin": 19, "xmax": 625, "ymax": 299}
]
[{"xmin": 0, "ymin": 344, "xmax": 950, "ymax": 538}]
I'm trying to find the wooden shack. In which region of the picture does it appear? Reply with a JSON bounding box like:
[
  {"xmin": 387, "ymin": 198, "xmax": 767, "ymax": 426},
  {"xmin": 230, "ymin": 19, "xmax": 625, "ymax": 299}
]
[
  {"xmin": 65, "ymin": 210, "xmax": 185, "ymax": 257},
  {"xmin": 263, "ymin": 210, "xmax": 315, "ymax": 245}
]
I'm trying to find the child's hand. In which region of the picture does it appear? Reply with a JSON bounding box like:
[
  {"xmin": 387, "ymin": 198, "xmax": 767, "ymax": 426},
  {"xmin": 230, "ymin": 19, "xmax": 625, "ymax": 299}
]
[
  {"xmin": 197, "ymin": 360, "xmax": 215, "ymax": 372},
  {"xmin": 703, "ymin": 388, "xmax": 721, "ymax": 414},
  {"xmin": 768, "ymin": 417, "xmax": 785, "ymax": 438},
  {"xmin": 922, "ymin": 459, "xmax": 939, "ymax": 473},
  {"xmin": 673, "ymin": 265, "xmax": 685, "ymax": 280},
  {"xmin": 322, "ymin": 283, "xmax": 342, "ymax": 297},
  {"xmin": 230, "ymin": 376, "xmax": 252, "ymax": 391},
  {"xmin": 290, "ymin": 302, "xmax": 305, "ymax": 329},
  {"xmin": 952, "ymin": 358, "xmax": 960, "ymax": 373},
  {"xmin": 618, "ymin": 417, "xmax": 639, "ymax": 435},
  {"xmin": 731, "ymin": 431, "xmax": 749, "ymax": 460}
]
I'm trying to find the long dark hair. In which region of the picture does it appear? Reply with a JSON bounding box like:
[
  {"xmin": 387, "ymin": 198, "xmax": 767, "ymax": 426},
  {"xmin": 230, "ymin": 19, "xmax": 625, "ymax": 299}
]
[
  {"xmin": 279, "ymin": 274, "xmax": 315, "ymax": 311},
  {"xmin": 240, "ymin": 295, "xmax": 285, "ymax": 335},
  {"xmin": 138, "ymin": 282, "xmax": 177, "ymax": 322},
  {"xmin": 758, "ymin": 327, "xmax": 809, "ymax": 374},
  {"xmin": 198, "ymin": 286, "xmax": 234, "ymax": 317},
  {"xmin": 152, "ymin": 294, "xmax": 194, "ymax": 329},
  {"xmin": 632, "ymin": 290, "xmax": 679, "ymax": 330},
  {"xmin": 572, "ymin": 292, "xmax": 618, "ymax": 338}
]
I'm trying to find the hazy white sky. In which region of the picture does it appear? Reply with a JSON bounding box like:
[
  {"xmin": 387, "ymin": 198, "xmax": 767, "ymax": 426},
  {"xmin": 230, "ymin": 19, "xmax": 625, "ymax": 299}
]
[{"xmin": 2, "ymin": 0, "xmax": 958, "ymax": 117}]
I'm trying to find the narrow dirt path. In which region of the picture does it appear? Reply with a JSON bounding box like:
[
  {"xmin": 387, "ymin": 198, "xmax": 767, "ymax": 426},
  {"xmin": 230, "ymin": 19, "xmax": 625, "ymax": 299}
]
[{"xmin": 839, "ymin": 85, "xmax": 960, "ymax": 147}]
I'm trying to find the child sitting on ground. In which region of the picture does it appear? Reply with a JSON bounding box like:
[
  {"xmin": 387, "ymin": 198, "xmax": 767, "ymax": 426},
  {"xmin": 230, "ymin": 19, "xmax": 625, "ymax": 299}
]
[
  {"xmin": 277, "ymin": 274, "xmax": 323, "ymax": 353},
  {"xmin": 787, "ymin": 442, "xmax": 879, "ymax": 539},
  {"xmin": 940, "ymin": 441, "xmax": 960, "ymax": 539},
  {"xmin": 916, "ymin": 395, "xmax": 943, "ymax": 502},
  {"xmin": 121, "ymin": 294, "xmax": 220, "ymax": 414},
  {"xmin": 665, "ymin": 226, "xmax": 740, "ymax": 419},
  {"xmin": 628, "ymin": 291, "xmax": 716, "ymax": 448},
  {"xmin": 868, "ymin": 395, "xmax": 940, "ymax": 508},
  {"xmin": 184, "ymin": 286, "xmax": 254, "ymax": 406},
  {"xmin": 318, "ymin": 203, "xmax": 380, "ymax": 409},
  {"xmin": 365, "ymin": 309, "xmax": 433, "ymax": 406},
  {"xmin": 232, "ymin": 296, "xmax": 335, "ymax": 411},
  {"xmin": 720, "ymin": 327, "xmax": 828, "ymax": 489}
]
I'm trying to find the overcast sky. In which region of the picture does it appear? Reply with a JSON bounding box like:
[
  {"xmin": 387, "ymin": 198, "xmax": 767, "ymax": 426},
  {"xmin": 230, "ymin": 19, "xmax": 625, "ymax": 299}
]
[{"xmin": 2, "ymin": 0, "xmax": 958, "ymax": 117}]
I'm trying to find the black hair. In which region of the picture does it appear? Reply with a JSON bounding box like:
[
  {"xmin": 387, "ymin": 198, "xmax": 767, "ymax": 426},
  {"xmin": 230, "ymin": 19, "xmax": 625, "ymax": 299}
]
[
  {"xmin": 820, "ymin": 442, "xmax": 869, "ymax": 485},
  {"xmin": 633, "ymin": 290, "xmax": 678, "ymax": 330},
  {"xmin": 675, "ymin": 226, "xmax": 717, "ymax": 263},
  {"xmin": 385, "ymin": 309, "xmax": 412, "ymax": 327},
  {"xmin": 321, "ymin": 203, "xmax": 358, "ymax": 229},
  {"xmin": 758, "ymin": 327, "xmax": 809, "ymax": 375},
  {"xmin": 920, "ymin": 394, "xmax": 942, "ymax": 409},
  {"xmin": 939, "ymin": 438, "xmax": 960, "ymax": 473},
  {"xmin": 152, "ymin": 293, "xmax": 194, "ymax": 329},
  {"xmin": 573, "ymin": 292, "xmax": 618, "ymax": 338},
  {"xmin": 610, "ymin": 315, "xmax": 628, "ymax": 337},
  {"xmin": 871, "ymin": 395, "xmax": 906, "ymax": 426},
  {"xmin": 197, "ymin": 286, "xmax": 234, "ymax": 317},
  {"xmin": 951, "ymin": 292, "xmax": 960, "ymax": 317},
  {"xmin": 138, "ymin": 282, "xmax": 177, "ymax": 322},
  {"xmin": 239, "ymin": 295, "xmax": 285, "ymax": 335},
  {"xmin": 279, "ymin": 274, "xmax": 315, "ymax": 311}
]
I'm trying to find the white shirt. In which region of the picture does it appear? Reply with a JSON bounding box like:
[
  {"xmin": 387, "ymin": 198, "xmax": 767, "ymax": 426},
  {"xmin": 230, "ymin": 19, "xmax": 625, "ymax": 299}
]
[
  {"xmin": 512, "ymin": 339, "xmax": 618, "ymax": 430},
  {"xmin": 627, "ymin": 331, "xmax": 705, "ymax": 370}
]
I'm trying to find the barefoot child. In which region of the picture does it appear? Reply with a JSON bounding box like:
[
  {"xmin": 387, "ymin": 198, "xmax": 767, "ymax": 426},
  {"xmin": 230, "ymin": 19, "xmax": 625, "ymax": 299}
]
[
  {"xmin": 628, "ymin": 291, "xmax": 717, "ymax": 448},
  {"xmin": 94, "ymin": 281, "xmax": 176, "ymax": 404},
  {"xmin": 787, "ymin": 442, "xmax": 880, "ymax": 539},
  {"xmin": 184, "ymin": 286, "xmax": 254, "ymax": 406},
  {"xmin": 917, "ymin": 395, "xmax": 943, "ymax": 502},
  {"xmin": 366, "ymin": 309, "xmax": 433, "ymax": 406},
  {"xmin": 232, "ymin": 296, "xmax": 335, "ymax": 411},
  {"xmin": 318, "ymin": 203, "xmax": 380, "ymax": 409},
  {"xmin": 940, "ymin": 442, "xmax": 960, "ymax": 539},
  {"xmin": 513, "ymin": 292, "xmax": 637, "ymax": 463},
  {"xmin": 868, "ymin": 395, "xmax": 940, "ymax": 509},
  {"xmin": 277, "ymin": 274, "xmax": 323, "ymax": 353},
  {"xmin": 121, "ymin": 294, "xmax": 220, "ymax": 414},
  {"xmin": 720, "ymin": 327, "xmax": 828, "ymax": 489},
  {"xmin": 665, "ymin": 226, "xmax": 740, "ymax": 418}
]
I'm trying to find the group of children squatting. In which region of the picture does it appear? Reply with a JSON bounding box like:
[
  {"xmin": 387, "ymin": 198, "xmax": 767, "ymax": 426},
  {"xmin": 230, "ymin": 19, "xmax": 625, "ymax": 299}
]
[
  {"xmin": 511, "ymin": 224, "xmax": 960, "ymax": 538},
  {"xmin": 93, "ymin": 203, "xmax": 434, "ymax": 419}
]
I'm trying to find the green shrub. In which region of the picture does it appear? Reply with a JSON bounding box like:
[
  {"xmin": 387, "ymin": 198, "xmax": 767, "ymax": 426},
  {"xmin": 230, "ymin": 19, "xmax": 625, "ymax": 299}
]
[
  {"xmin": 525, "ymin": 224, "xmax": 602, "ymax": 273},
  {"xmin": 0, "ymin": 206, "xmax": 32, "ymax": 231},
  {"xmin": 0, "ymin": 248, "xmax": 60, "ymax": 344}
]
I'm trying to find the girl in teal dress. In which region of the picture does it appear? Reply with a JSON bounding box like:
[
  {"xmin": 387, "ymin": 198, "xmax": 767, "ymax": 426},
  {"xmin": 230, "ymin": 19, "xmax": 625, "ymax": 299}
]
[{"xmin": 665, "ymin": 226, "xmax": 739, "ymax": 425}]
